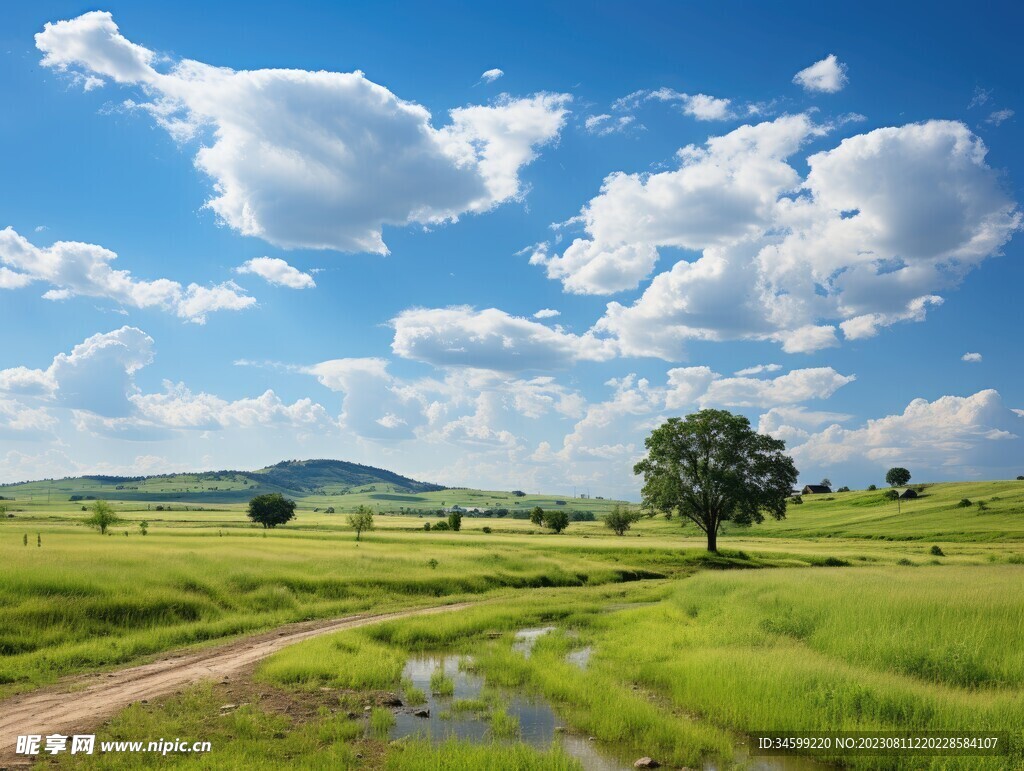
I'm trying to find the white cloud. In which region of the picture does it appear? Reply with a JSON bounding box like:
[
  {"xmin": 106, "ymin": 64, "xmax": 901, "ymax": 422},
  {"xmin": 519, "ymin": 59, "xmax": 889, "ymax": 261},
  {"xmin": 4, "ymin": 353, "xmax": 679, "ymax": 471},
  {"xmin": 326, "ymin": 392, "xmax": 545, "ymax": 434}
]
[
  {"xmin": 533, "ymin": 308, "xmax": 560, "ymax": 319},
  {"xmin": 665, "ymin": 366, "xmax": 854, "ymax": 409},
  {"xmin": 787, "ymin": 390, "xmax": 1024, "ymax": 479},
  {"xmin": 37, "ymin": 12, "xmax": 570, "ymax": 254},
  {"xmin": 793, "ymin": 54, "xmax": 848, "ymax": 94},
  {"xmin": 734, "ymin": 363, "xmax": 782, "ymax": 376},
  {"xmin": 480, "ymin": 68, "xmax": 504, "ymax": 83},
  {"xmin": 648, "ymin": 87, "xmax": 734, "ymax": 120},
  {"xmin": 0, "ymin": 399, "xmax": 59, "ymax": 440},
  {"xmin": 0, "ymin": 227, "xmax": 254, "ymax": 323},
  {"xmin": 757, "ymin": 405, "xmax": 853, "ymax": 446},
  {"xmin": 540, "ymin": 117, "xmax": 1019, "ymax": 358},
  {"xmin": 987, "ymin": 109, "xmax": 1014, "ymax": 126},
  {"xmin": 236, "ymin": 257, "xmax": 315, "ymax": 289},
  {"xmin": 584, "ymin": 114, "xmax": 635, "ymax": 135},
  {"xmin": 390, "ymin": 306, "xmax": 614, "ymax": 371},
  {"xmin": 962, "ymin": 352, "xmax": 983, "ymax": 362}
]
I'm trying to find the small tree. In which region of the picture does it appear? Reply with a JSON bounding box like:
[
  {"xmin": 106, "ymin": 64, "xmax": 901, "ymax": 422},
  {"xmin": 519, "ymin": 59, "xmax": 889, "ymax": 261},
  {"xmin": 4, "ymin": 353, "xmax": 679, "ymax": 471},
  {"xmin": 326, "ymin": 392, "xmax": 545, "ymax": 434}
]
[
  {"xmin": 247, "ymin": 493, "xmax": 296, "ymax": 529},
  {"xmin": 885, "ymin": 467, "xmax": 911, "ymax": 487},
  {"xmin": 348, "ymin": 505, "xmax": 374, "ymax": 541},
  {"xmin": 530, "ymin": 506, "xmax": 545, "ymax": 526},
  {"xmin": 634, "ymin": 410, "xmax": 798, "ymax": 552},
  {"xmin": 139, "ymin": 520, "xmax": 149, "ymax": 536},
  {"xmin": 543, "ymin": 509, "xmax": 570, "ymax": 534},
  {"xmin": 820, "ymin": 478, "xmax": 832, "ymax": 489},
  {"xmin": 84, "ymin": 500, "xmax": 121, "ymax": 535},
  {"xmin": 605, "ymin": 505, "xmax": 640, "ymax": 536},
  {"xmin": 433, "ymin": 520, "xmax": 450, "ymax": 531},
  {"xmin": 447, "ymin": 511, "xmax": 462, "ymax": 532}
]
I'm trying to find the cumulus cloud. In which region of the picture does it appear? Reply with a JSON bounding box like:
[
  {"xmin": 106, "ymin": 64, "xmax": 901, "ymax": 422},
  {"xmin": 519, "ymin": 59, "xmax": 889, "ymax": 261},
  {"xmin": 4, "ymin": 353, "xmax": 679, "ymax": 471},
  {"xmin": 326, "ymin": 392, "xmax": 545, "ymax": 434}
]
[
  {"xmin": 962, "ymin": 352, "xmax": 983, "ymax": 362},
  {"xmin": 793, "ymin": 54, "xmax": 848, "ymax": 93},
  {"xmin": 0, "ymin": 399, "xmax": 59, "ymax": 440},
  {"xmin": 236, "ymin": 257, "xmax": 316, "ymax": 289},
  {"xmin": 390, "ymin": 306, "xmax": 614, "ymax": 371},
  {"xmin": 480, "ymin": 68, "xmax": 504, "ymax": 83},
  {"xmin": 533, "ymin": 308, "xmax": 560, "ymax": 319},
  {"xmin": 665, "ymin": 366, "xmax": 855, "ymax": 408},
  {"xmin": 647, "ymin": 87, "xmax": 734, "ymax": 120},
  {"xmin": 535, "ymin": 116, "xmax": 1017, "ymax": 358},
  {"xmin": 0, "ymin": 227, "xmax": 254, "ymax": 323},
  {"xmin": 785, "ymin": 390, "xmax": 1024, "ymax": 479},
  {"xmin": 36, "ymin": 12, "xmax": 570, "ymax": 254}
]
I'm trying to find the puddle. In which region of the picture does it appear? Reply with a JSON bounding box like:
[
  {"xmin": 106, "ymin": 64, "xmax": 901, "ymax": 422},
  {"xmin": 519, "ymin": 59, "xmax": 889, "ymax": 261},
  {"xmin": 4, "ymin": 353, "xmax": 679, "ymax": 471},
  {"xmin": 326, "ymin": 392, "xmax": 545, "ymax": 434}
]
[
  {"xmin": 566, "ymin": 646, "xmax": 593, "ymax": 669},
  {"xmin": 391, "ymin": 654, "xmax": 629, "ymax": 769},
  {"xmin": 512, "ymin": 626, "xmax": 556, "ymax": 657},
  {"xmin": 390, "ymin": 650, "xmax": 831, "ymax": 771}
]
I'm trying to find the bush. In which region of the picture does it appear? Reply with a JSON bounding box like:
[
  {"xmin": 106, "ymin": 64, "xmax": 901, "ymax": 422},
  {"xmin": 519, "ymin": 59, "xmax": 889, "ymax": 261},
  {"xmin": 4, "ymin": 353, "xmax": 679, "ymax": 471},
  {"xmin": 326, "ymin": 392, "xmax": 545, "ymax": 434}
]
[
  {"xmin": 930, "ymin": 545, "xmax": 945, "ymax": 557},
  {"xmin": 957, "ymin": 498, "xmax": 972, "ymax": 508},
  {"xmin": 790, "ymin": 495, "xmax": 803, "ymax": 504},
  {"xmin": 447, "ymin": 511, "xmax": 462, "ymax": 531},
  {"xmin": 837, "ymin": 486, "xmax": 851, "ymax": 492},
  {"xmin": 481, "ymin": 526, "xmax": 492, "ymax": 534},
  {"xmin": 604, "ymin": 505, "xmax": 641, "ymax": 536},
  {"xmin": 867, "ymin": 484, "xmax": 877, "ymax": 491},
  {"xmin": 883, "ymin": 490, "xmax": 899, "ymax": 501},
  {"xmin": 433, "ymin": 521, "xmax": 450, "ymax": 531},
  {"xmin": 1017, "ymin": 475, "xmax": 1024, "ymax": 481},
  {"xmin": 423, "ymin": 521, "xmax": 431, "ymax": 531}
]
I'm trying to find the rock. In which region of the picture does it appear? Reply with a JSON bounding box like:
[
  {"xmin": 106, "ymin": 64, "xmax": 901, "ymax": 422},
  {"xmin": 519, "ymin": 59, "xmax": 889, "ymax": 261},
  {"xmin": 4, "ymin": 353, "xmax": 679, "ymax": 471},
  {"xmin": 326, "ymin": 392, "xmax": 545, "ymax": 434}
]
[
  {"xmin": 363, "ymin": 705, "xmax": 372, "ymax": 712},
  {"xmin": 413, "ymin": 709, "xmax": 430, "ymax": 718},
  {"xmin": 633, "ymin": 758, "xmax": 660, "ymax": 769},
  {"xmin": 382, "ymin": 696, "xmax": 403, "ymax": 707},
  {"xmin": 355, "ymin": 753, "xmax": 363, "ymax": 759},
  {"xmin": 219, "ymin": 704, "xmax": 237, "ymax": 711}
]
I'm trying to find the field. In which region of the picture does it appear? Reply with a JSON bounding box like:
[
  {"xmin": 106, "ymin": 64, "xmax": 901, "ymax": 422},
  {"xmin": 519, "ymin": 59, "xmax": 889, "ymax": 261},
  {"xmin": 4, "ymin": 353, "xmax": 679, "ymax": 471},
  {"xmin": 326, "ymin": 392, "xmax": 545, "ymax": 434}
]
[{"xmin": 2, "ymin": 479, "xmax": 1024, "ymax": 768}]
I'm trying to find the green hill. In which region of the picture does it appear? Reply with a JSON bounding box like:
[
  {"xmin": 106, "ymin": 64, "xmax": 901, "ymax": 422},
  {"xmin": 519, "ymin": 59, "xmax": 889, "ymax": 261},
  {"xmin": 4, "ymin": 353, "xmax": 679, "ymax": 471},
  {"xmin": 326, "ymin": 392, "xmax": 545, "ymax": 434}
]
[{"xmin": 0, "ymin": 458, "xmax": 445, "ymax": 504}]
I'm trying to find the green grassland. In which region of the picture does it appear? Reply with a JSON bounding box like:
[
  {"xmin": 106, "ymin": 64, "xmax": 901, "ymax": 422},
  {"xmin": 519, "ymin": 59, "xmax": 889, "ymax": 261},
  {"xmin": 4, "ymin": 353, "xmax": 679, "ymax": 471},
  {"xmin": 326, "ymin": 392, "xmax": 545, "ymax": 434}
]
[{"xmin": 4, "ymin": 477, "xmax": 1024, "ymax": 768}]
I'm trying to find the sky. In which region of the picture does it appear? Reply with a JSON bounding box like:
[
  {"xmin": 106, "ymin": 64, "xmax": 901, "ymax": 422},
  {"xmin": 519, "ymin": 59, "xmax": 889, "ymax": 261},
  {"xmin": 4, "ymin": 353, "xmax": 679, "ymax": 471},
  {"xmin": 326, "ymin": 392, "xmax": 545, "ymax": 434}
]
[{"xmin": 0, "ymin": 1, "xmax": 1022, "ymax": 498}]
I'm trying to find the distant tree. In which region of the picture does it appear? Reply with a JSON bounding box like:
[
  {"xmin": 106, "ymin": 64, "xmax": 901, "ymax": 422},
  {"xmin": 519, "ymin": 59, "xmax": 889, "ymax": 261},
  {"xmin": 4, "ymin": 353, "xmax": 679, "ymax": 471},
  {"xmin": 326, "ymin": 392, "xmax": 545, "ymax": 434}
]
[
  {"xmin": 885, "ymin": 467, "xmax": 911, "ymax": 487},
  {"xmin": 790, "ymin": 495, "xmax": 803, "ymax": 504},
  {"xmin": 347, "ymin": 505, "xmax": 374, "ymax": 541},
  {"xmin": 139, "ymin": 520, "xmax": 149, "ymax": 536},
  {"xmin": 543, "ymin": 509, "xmax": 570, "ymax": 534},
  {"xmin": 837, "ymin": 486, "xmax": 851, "ymax": 493},
  {"xmin": 447, "ymin": 511, "xmax": 462, "ymax": 532},
  {"xmin": 530, "ymin": 506, "xmax": 545, "ymax": 526},
  {"xmin": 84, "ymin": 500, "xmax": 121, "ymax": 535},
  {"xmin": 247, "ymin": 493, "xmax": 296, "ymax": 529},
  {"xmin": 432, "ymin": 520, "xmax": 450, "ymax": 531},
  {"xmin": 423, "ymin": 521, "xmax": 432, "ymax": 531},
  {"xmin": 1017, "ymin": 475, "xmax": 1024, "ymax": 481},
  {"xmin": 883, "ymin": 489, "xmax": 899, "ymax": 501},
  {"xmin": 511, "ymin": 490, "xmax": 526, "ymax": 497},
  {"xmin": 634, "ymin": 410, "xmax": 798, "ymax": 552},
  {"xmin": 820, "ymin": 478, "xmax": 832, "ymax": 489},
  {"xmin": 325, "ymin": 507, "xmax": 335, "ymax": 514},
  {"xmin": 867, "ymin": 484, "xmax": 877, "ymax": 491},
  {"xmin": 604, "ymin": 505, "xmax": 640, "ymax": 536}
]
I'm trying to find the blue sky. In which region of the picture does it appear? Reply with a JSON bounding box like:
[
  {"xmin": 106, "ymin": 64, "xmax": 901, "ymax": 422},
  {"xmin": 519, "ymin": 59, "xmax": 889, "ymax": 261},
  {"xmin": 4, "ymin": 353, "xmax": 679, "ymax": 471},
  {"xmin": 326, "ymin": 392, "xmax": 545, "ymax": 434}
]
[{"xmin": 0, "ymin": 1, "xmax": 1021, "ymax": 497}]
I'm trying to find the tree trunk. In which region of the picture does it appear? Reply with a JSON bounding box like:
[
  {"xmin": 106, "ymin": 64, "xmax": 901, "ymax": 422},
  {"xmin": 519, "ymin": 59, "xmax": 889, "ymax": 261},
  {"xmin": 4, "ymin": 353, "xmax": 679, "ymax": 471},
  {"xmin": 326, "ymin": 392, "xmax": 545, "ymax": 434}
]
[{"xmin": 706, "ymin": 527, "xmax": 717, "ymax": 552}]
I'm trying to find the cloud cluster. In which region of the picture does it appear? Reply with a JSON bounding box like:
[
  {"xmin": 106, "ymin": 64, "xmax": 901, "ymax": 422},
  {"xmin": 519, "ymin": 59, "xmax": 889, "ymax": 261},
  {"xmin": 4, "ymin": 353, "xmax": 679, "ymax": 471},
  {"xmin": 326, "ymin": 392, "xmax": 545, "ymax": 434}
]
[
  {"xmin": 37, "ymin": 12, "xmax": 570, "ymax": 254},
  {"xmin": 793, "ymin": 54, "xmax": 848, "ymax": 93},
  {"xmin": 0, "ymin": 228, "xmax": 254, "ymax": 323},
  {"xmin": 528, "ymin": 116, "xmax": 1018, "ymax": 358},
  {"xmin": 236, "ymin": 257, "xmax": 316, "ymax": 289},
  {"xmin": 390, "ymin": 306, "xmax": 614, "ymax": 371}
]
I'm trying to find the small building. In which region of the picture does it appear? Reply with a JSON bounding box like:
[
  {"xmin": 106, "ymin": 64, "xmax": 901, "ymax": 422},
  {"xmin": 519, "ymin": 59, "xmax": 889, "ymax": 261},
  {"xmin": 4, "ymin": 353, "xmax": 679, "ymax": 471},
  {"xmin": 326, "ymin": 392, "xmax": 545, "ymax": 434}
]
[
  {"xmin": 802, "ymin": 484, "xmax": 832, "ymax": 495},
  {"xmin": 893, "ymin": 488, "xmax": 918, "ymax": 500}
]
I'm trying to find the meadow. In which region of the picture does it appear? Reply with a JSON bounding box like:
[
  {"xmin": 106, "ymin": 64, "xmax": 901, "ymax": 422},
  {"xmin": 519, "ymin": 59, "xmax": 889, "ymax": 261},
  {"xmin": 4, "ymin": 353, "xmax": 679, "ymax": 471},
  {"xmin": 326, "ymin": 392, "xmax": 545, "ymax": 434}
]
[{"xmin": 2, "ymin": 478, "xmax": 1023, "ymax": 768}]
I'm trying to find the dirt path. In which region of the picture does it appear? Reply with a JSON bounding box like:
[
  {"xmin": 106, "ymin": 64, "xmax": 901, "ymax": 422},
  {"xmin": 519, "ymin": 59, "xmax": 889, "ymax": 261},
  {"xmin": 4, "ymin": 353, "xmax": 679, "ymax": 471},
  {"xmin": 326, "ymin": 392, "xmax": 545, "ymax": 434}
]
[{"xmin": 0, "ymin": 602, "xmax": 473, "ymax": 765}]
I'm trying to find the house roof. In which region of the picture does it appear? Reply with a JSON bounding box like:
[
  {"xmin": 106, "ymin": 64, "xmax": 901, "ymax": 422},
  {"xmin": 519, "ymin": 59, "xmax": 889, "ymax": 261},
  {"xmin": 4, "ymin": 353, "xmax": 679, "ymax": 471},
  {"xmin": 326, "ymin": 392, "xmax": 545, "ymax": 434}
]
[{"xmin": 802, "ymin": 484, "xmax": 831, "ymax": 493}]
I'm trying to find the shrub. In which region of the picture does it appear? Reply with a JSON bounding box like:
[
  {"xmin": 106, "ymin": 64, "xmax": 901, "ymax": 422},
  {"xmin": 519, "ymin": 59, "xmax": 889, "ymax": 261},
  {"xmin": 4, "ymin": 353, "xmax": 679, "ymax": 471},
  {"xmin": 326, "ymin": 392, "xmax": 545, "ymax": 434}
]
[
  {"xmin": 837, "ymin": 486, "xmax": 851, "ymax": 492},
  {"xmin": 930, "ymin": 545, "xmax": 945, "ymax": 557},
  {"xmin": 790, "ymin": 495, "xmax": 803, "ymax": 504},
  {"xmin": 604, "ymin": 505, "xmax": 641, "ymax": 536},
  {"xmin": 867, "ymin": 484, "xmax": 877, "ymax": 491},
  {"xmin": 433, "ymin": 521, "xmax": 450, "ymax": 531},
  {"xmin": 427, "ymin": 558, "xmax": 439, "ymax": 569},
  {"xmin": 482, "ymin": 526, "xmax": 492, "ymax": 534},
  {"xmin": 423, "ymin": 521, "xmax": 431, "ymax": 531},
  {"xmin": 1017, "ymin": 475, "xmax": 1024, "ymax": 481},
  {"xmin": 957, "ymin": 498, "xmax": 972, "ymax": 508}
]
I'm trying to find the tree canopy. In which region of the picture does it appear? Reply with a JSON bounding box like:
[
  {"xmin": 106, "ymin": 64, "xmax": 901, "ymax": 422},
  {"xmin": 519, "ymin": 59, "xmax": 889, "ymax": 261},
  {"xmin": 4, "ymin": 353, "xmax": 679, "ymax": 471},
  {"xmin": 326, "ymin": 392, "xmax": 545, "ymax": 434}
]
[
  {"xmin": 83, "ymin": 500, "xmax": 121, "ymax": 535},
  {"xmin": 604, "ymin": 505, "xmax": 640, "ymax": 536},
  {"xmin": 886, "ymin": 467, "xmax": 912, "ymax": 487},
  {"xmin": 542, "ymin": 509, "xmax": 570, "ymax": 534},
  {"xmin": 633, "ymin": 410, "xmax": 798, "ymax": 552},
  {"xmin": 246, "ymin": 493, "xmax": 296, "ymax": 529},
  {"xmin": 347, "ymin": 505, "xmax": 374, "ymax": 541}
]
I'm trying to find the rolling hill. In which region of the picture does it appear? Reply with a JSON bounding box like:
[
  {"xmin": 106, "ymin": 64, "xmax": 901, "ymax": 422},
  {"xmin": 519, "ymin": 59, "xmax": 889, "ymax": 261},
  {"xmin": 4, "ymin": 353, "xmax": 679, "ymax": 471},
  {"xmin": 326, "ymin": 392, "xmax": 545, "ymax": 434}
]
[{"xmin": 0, "ymin": 459, "xmax": 445, "ymax": 503}]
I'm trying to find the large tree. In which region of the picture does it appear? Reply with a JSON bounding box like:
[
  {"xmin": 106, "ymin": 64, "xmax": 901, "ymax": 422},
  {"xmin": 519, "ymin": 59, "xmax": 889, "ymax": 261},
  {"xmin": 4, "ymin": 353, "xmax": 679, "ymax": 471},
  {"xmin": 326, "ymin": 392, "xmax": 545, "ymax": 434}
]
[
  {"xmin": 634, "ymin": 410, "xmax": 798, "ymax": 552},
  {"xmin": 247, "ymin": 493, "xmax": 296, "ymax": 529},
  {"xmin": 885, "ymin": 467, "xmax": 911, "ymax": 487}
]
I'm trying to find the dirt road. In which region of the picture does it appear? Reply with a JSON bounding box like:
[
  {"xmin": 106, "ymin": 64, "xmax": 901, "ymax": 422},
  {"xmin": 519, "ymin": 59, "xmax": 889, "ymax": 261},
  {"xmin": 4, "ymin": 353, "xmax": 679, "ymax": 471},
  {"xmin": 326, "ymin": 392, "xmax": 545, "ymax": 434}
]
[{"xmin": 0, "ymin": 602, "xmax": 473, "ymax": 765}]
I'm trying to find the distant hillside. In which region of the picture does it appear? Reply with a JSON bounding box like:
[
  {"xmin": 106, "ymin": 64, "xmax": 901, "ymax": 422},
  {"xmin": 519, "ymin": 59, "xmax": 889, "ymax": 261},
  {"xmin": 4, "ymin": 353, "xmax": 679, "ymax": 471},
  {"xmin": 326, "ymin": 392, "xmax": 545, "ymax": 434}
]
[{"xmin": 0, "ymin": 458, "xmax": 445, "ymax": 503}]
